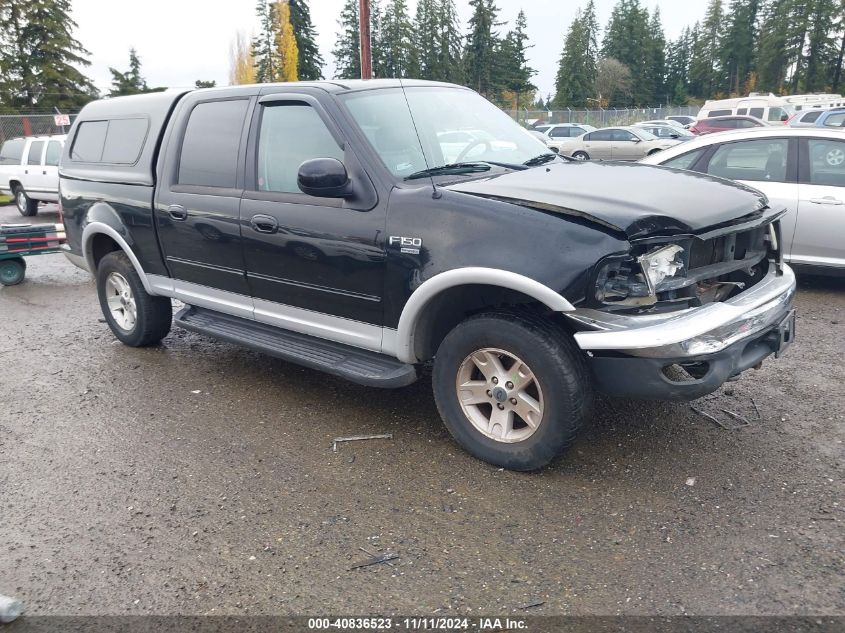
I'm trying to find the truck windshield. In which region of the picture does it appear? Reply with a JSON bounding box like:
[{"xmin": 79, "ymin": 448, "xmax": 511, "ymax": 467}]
[{"xmin": 342, "ymin": 86, "xmax": 548, "ymax": 178}]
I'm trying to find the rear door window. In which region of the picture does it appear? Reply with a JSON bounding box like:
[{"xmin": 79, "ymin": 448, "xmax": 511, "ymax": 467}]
[
  {"xmin": 549, "ymin": 127, "xmax": 570, "ymax": 138},
  {"xmin": 44, "ymin": 141, "xmax": 62, "ymax": 166},
  {"xmin": 26, "ymin": 141, "xmax": 44, "ymax": 165},
  {"xmin": 801, "ymin": 111, "xmax": 822, "ymax": 123},
  {"xmin": 0, "ymin": 138, "xmax": 25, "ymax": 165},
  {"xmin": 749, "ymin": 107, "xmax": 765, "ymax": 119},
  {"xmin": 822, "ymin": 112, "xmax": 845, "ymax": 128},
  {"xmin": 178, "ymin": 99, "xmax": 249, "ymax": 188},
  {"xmin": 807, "ymin": 138, "xmax": 845, "ymax": 187},
  {"xmin": 708, "ymin": 109, "xmax": 732, "ymax": 117},
  {"xmin": 662, "ymin": 148, "xmax": 706, "ymax": 171},
  {"xmin": 588, "ymin": 129, "xmax": 614, "ymax": 141}
]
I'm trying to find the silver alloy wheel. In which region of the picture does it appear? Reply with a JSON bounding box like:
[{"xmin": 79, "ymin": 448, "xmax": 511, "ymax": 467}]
[
  {"xmin": 16, "ymin": 190, "xmax": 26, "ymax": 211},
  {"xmin": 105, "ymin": 272, "xmax": 137, "ymax": 331},
  {"xmin": 455, "ymin": 348, "xmax": 545, "ymax": 443},
  {"xmin": 826, "ymin": 147, "xmax": 845, "ymax": 166},
  {"xmin": 573, "ymin": 152, "xmax": 587, "ymax": 161}
]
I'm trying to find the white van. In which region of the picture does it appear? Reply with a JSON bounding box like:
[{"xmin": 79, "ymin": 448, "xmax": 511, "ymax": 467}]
[
  {"xmin": 0, "ymin": 134, "xmax": 66, "ymax": 216},
  {"xmin": 698, "ymin": 94, "xmax": 793, "ymax": 123},
  {"xmin": 784, "ymin": 94, "xmax": 845, "ymax": 111}
]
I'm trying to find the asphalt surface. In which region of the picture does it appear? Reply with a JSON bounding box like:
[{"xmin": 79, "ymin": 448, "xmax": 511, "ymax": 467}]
[{"xmin": 0, "ymin": 203, "xmax": 843, "ymax": 616}]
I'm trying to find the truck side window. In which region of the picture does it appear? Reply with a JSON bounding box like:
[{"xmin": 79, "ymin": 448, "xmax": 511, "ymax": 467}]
[
  {"xmin": 45, "ymin": 141, "xmax": 62, "ymax": 166},
  {"xmin": 178, "ymin": 99, "xmax": 249, "ymax": 188},
  {"xmin": 26, "ymin": 141, "xmax": 44, "ymax": 166},
  {"xmin": 71, "ymin": 121, "xmax": 108, "ymax": 161},
  {"xmin": 0, "ymin": 138, "xmax": 25, "ymax": 165},
  {"xmin": 256, "ymin": 103, "xmax": 343, "ymax": 194}
]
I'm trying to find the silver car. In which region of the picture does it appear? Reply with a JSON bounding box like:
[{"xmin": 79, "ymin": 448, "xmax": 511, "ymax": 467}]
[
  {"xmin": 641, "ymin": 126, "xmax": 845, "ymax": 273},
  {"xmin": 557, "ymin": 126, "xmax": 684, "ymax": 161}
]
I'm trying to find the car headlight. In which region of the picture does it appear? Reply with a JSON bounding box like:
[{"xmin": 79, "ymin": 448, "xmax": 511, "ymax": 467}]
[
  {"xmin": 595, "ymin": 244, "xmax": 686, "ymax": 305},
  {"xmin": 637, "ymin": 244, "xmax": 685, "ymax": 294}
]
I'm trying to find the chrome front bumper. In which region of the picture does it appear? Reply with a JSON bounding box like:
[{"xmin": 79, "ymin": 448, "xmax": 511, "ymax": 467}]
[{"xmin": 571, "ymin": 264, "xmax": 796, "ymax": 358}]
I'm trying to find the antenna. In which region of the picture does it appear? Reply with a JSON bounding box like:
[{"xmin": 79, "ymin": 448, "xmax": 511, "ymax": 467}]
[{"xmin": 398, "ymin": 79, "xmax": 440, "ymax": 199}]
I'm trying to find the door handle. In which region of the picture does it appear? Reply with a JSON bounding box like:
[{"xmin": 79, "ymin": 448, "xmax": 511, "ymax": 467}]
[
  {"xmin": 167, "ymin": 204, "xmax": 188, "ymax": 221},
  {"xmin": 42, "ymin": 171, "xmax": 47, "ymax": 175},
  {"xmin": 810, "ymin": 197, "xmax": 844, "ymax": 205},
  {"xmin": 250, "ymin": 214, "xmax": 278, "ymax": 234}
]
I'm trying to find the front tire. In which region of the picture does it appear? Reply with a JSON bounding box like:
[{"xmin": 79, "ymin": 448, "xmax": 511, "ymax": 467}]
[
  {"xmin": 96, "ymin": 251, "xmax": 172, "ymax": 346},
  {"xmin": 571, "ymin": 151, "xmax": 590, "ymax": 161},
  {"xmin": 0, "ymin": 257, "xmax": 26, "ymax": 285},
  {"xmin": 14, "ymin": 186, "xmax": 38, "ymax": 217},
  {"xmin": 432, "ymin": 311, "xmax": 592, "ymax": 471}
]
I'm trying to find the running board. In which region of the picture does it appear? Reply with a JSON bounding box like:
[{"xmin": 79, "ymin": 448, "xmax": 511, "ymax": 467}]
[{"xmin": 174, "ymin": 306, "xmax": 418, "ymax": 389}]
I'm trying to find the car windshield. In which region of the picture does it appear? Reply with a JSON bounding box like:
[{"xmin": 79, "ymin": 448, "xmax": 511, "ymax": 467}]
[{"xmin": 342, "ymin": 86, "xmax": 549, "ymax": 178}]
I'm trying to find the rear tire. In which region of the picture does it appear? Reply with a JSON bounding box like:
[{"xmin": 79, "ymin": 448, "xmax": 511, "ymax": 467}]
[
  {"xmin": 14, "ymin": 186, "xmax": 38, "ymax": 217},
  {"xmin": 572, "ymin": 151, "xmax": 590, "ymax": 161},
  {"xmin": 0, "ymin": 257, "xmax": 26, "ymax": 285},
  {"xmin": 96, "ymin": 251, "xmax": 172, "ymax": 346},
  {"xmin": 432, "ymin": 311, "xmax": 593, "ymax": 471}
]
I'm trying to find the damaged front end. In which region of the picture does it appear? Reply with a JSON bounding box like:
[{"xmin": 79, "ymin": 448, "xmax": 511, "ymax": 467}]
[{"xmin": 567, "ymin": 214, "xmax": 797, "ymax": 401}]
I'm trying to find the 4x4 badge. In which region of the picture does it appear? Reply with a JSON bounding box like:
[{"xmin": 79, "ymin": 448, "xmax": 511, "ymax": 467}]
[{"xmin": 389, "ymin": 236, "xmax": 422, "ymax": 255}]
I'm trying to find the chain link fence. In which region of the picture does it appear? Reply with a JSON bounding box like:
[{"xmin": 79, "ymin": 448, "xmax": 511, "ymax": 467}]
[
  {"xmin": 0, "ymin": 114, "xmax": 77, "ymax": 144},
  {"xmin": 507, "ymin": 106, "xmax": 701, "ymax": 128}
]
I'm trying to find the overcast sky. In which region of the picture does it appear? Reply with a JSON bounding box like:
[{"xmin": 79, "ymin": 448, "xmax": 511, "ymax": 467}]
[{"xmin": 72, "ymin": 0, "xmax": 711, "ymax": 98}]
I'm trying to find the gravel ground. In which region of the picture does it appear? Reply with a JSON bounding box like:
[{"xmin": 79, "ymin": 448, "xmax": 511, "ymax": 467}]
[{"xmin": 0, "ymin": 203, "xmax": 843, "ymax": 617}]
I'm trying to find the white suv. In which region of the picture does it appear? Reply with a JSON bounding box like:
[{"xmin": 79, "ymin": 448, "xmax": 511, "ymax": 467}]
[{"xmin": 0, "ymin": 134, "xmax": 66, "ymax": 216}]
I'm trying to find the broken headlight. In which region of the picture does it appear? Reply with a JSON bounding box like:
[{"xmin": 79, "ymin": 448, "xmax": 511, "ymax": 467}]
[{"xmin": 595, "ymin": 244, "xmax": 686, "ymax": 305}]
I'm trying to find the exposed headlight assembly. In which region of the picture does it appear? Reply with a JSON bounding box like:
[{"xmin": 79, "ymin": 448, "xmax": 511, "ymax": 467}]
[{"xmin": 595, "ymin": 244, "xmax": 686, "ymax": 306}]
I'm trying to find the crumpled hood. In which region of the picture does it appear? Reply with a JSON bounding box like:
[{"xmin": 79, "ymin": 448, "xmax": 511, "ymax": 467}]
[{"xmin": 444, "ymin": 161, "xmax": 774, "ymax": 239}]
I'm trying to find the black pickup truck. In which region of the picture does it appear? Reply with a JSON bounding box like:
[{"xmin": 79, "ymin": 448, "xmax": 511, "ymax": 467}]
[{"xmin": 60, "ymin": 80, "xmax": 796, "ymax": 470}]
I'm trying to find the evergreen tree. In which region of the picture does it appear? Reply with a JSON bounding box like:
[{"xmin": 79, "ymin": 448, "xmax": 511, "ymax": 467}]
[
  {"xmin": 644, "ymin": 8, "xmax": 667, "ymax": 104},
  {"xmin": 718, "ymin": 0, "xmax": 760, "ymax": 95},
  {"xmin": 332, "ymin": 0, "xmax": 360, "ymax": 79},
  {"xmin": 553, "ymin": 0, "xmax": 599, "ymax": 108},
  {"xmin": 601, "ymin": 0, "xmax": 652, "ymax": 105},
  {"xmin": 253, "ymin": 0, "xmax": 277, "ymax": 82},
  {"xmin": 787, "ymin": 0, "xmax": 812, "ymax": 92},
  {"xmin": 289, "ymin": 0, "xmax": 323, "ymax": 80},
  {"xmin": 435, "ymin": 0, "xmax": 464, "ymax": 83},
  {"xmin": 498, "ymin": 10, "xmax": 536, "ymax": 110},
  {"xmin": 833, "ymin": 0, "xmax": 845, "ymax": 91},
  {"xmin": 0, "ymin": 0, "xmax": 97, "ymax": 112},
  {"xmin": 802, "ymin": 0, "xmax": 840, "ymax": 91},
  {"xmin": 689, "ymin": 0, "xmax": 723, "ymax": 98},
  {"xmin": 108, "ymin": 49, "xmax": 148, "ymax": 97},
  {"xmin": 464, "ymin": 0, "xmax": 501, "ymax": 97},
  {"xmin": 665, "ymin": 27, "xmax": 693, "ymax": 104},
  {"xmin": 370, "ymin": 0, "xmax": 384, "ymax": 76},
  {"xmin": 376, "ymin": 0, "xmax": 414, "ymax": 77},
  {"xmin": 756, "ymin": 0, "xmax": 793, "ymax": 92}
]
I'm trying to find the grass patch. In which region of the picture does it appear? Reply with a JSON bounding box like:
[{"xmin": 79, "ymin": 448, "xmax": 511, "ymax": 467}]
[{"xmin": 0, "ymin": 194, "xmax": 11, "ymax": 205}]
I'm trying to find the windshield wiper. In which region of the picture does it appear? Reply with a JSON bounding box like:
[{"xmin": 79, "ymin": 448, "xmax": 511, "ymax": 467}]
[
  {"xmin": 523, "ymin": 152, "xmax": 561, "ymax": 166},
  {"xmin": 405, "ymin": 162, "xmax": 492, "ymax": 180}
]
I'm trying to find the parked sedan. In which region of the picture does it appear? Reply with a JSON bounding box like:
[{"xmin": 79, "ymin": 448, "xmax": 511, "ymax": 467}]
[
  {"xmin": 557, "ymin": 126, "xmax": 683, "ymax": 161},
  {"xmin": 666, "ymin": 115, "xmax": 697, "ymax": 127},
  {"xmin": 633, "ymin": 123, "xmax": 696, "ymax": 141},
  {"xmin": 640, "ymin": 127, "xmax": 845, "ymax": 273},
  {"xmin": 689, "ymin": 115, "xmax": 769, "ymax": 135}
]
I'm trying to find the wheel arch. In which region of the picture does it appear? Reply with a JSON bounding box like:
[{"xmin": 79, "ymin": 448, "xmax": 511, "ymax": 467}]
[
  {"xmin": 393, "ymin": 268, "xmax": 575, "ymax": 364},
  {"xmin": 81, "ymin": 221, "xmax": 154, "ymax": 294}
]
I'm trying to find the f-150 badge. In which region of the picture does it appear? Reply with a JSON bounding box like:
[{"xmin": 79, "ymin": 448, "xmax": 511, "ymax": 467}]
[{"xmin": 389, "ymin": 236, "xmax": 422, "ymax": 255}]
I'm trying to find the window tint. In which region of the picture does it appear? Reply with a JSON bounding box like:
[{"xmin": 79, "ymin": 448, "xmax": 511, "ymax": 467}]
[
  {"xmin": 179, "ymin": 100, "xmax": 249, "ymax": 188},
  {"xmin": 26, "ymin": 141, "xmax": 44, "ymax": 165},
  {"xmin": 550, "ymin": 127, "xmax": 569, "ymax": 138},
  {"xmin": 807, "ymin": 139, "xmax": 845, "ymax": 187},
  {"xmin": 101, "ymin": 118, "xmax": 148, "ymax": 163},
  {"xmin": 709, "ymin": 109, "xmax": 732, "ymax": 117},
  {"xmin": 749, "ymin": 107, "xmax": 764, "ymax": 118},
  {"xmin": 707, "ymin": 138, "xmax": 789, "ymax": 183},
  {"xmin": 44, "ymin": 141, "xmax": 62, "ymax": 167},
  {"xmin": 71, "ymin": 121, "xmax": 108, "ymax": 161},
  {"xmin": 0, "ymin": 138, "xmax": 25, "ymax": 165},
  {"xmin": 737, "ymin": 108, "xmax": 748, "ymax": 115},
  {"xmin": 612, "ymin": 129, "xmax": 637, "ymax": 141},
  {"xmin": 662, "ymin": 148, "xmax": 705, "ymax": 170},
  {"xmin": 257, "ymin": 104, "xmax": 343, "ymax": 193},
  {"xmin": 768, "ymin": 107, "xmax": 789, "ymax": 121},
  {"xmin": 589, "ymin": 129, "xmax": 614, "ymax": 141},
  {"xmin": 737, "ymin": 119, "xmax": 759, "ymax": 128},
  {"xmin": 802, "ymin": 111, "xmax": 822, "ymax": 123},
  {"xmin": 823, "ymin": 112, "xmax": 845, "ymax": 128},
  {"xmin": 707, "ymin": 118, "xmax": 735, "ymax": 128}
]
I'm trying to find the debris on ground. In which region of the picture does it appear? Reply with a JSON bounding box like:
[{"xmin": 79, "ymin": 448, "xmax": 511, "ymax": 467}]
[
  {"xmin": 721, "ymin": 409, "xmax": 751, "ymax": 426},
  {"xmin": 332, "ymin": 433, "xmax": 393, "ymax": 452},
  {"xmin": 686, "ymin": 477, "xmax": 696, "ymax": 486},
  {"xmin": 751, "ymin": 397, "xmax": 762, "ymax": 420},
  {"xmin": 690, "ymin": 405, "xmax": 751, "ymax": 430},
  {"xmin": 0, "ymin": 593, "xmax": 23, "ymax": 623},
  {"xmin": 518, "ymin": 599, "xmax": 545, "ymax": 610},
  {"xmin": 349, "ymin": 551, "xmax": 399, "ymax": 570}
]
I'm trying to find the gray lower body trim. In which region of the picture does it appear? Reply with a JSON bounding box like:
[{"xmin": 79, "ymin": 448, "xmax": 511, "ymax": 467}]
[
  {"xmin": 146, "ymin": 274, "xmax": 393, "ymax": 355},
  {"xmin": 63, "ymin": 249, "xmax": 90, "ymax": 272}
]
